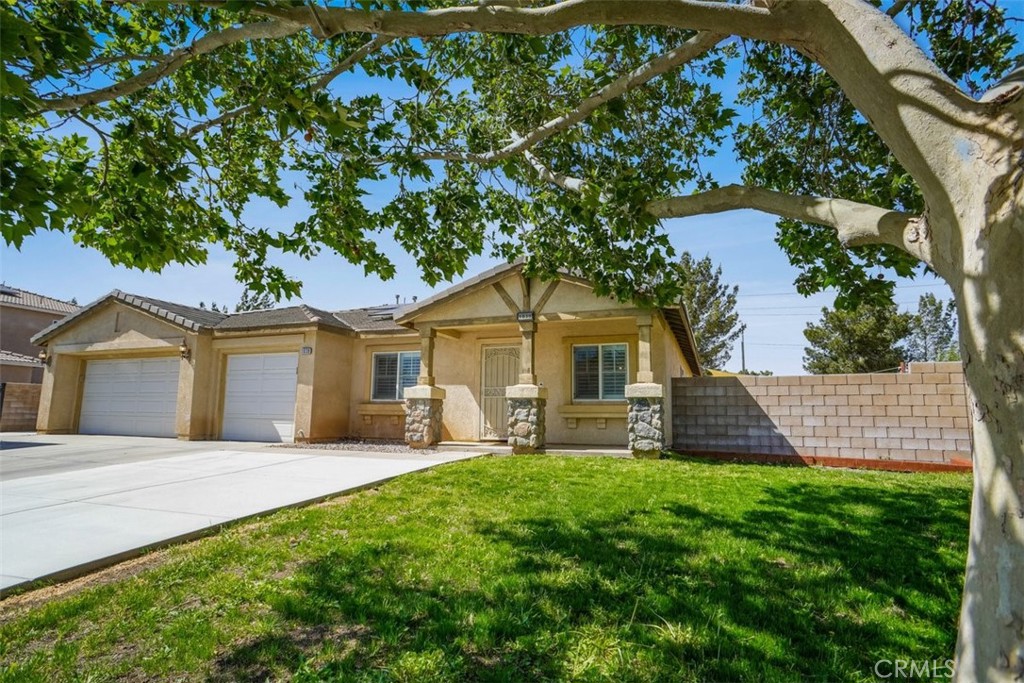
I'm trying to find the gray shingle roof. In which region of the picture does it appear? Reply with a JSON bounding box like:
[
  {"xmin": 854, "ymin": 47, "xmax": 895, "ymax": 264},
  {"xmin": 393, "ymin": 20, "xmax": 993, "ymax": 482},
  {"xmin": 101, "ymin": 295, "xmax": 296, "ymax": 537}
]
[
  {"xmin": 213, "ymin": 305, "xmax": 353, "ymax": 332},
  {"xmin": 0, "ymin": 285, "xmax": 79, "ymax": 315},
  {"xmin": 332, "ymin": 306, "xmax": 409, "ymax": 333},
  {"xmin": 0, "ymin": 349, "xmax": 43, "ymax": 366}
]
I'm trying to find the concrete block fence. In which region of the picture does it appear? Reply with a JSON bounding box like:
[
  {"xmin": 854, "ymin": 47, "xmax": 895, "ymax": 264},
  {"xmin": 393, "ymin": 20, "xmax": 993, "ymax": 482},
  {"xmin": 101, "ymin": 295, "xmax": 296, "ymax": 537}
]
[
  {"xmin": 0, "ymin": 382, "xmax": 42, "ymax": 432},
  {"xmin": 671, "ymin": 362, "xmax": 972, "ymax": 471}
]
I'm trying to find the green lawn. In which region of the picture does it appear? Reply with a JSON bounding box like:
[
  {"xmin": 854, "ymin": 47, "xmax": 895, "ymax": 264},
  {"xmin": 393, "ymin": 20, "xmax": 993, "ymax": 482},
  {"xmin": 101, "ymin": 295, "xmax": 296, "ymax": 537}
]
[{"xmin": 0, "ymin": 456, "xmax": 970, "ymax": 682}]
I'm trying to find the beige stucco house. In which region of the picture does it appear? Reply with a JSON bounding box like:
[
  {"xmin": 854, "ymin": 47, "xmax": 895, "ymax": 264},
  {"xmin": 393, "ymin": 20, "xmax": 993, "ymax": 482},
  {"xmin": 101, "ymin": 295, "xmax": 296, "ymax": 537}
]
[{"xmin": 32, "ymin": 262, "xmax": 701, "ymax": 454}]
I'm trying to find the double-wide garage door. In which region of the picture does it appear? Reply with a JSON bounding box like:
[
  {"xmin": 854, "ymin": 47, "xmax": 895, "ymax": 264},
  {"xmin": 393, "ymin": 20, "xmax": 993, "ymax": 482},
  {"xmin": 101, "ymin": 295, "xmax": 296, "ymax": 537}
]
[
  {"xmin": 80, "ymin": 358, "xmax": 179, "ymax": 438},
  {"xmin": 222, "ymin": 353, "xmax": 298, "ymax": 442}
]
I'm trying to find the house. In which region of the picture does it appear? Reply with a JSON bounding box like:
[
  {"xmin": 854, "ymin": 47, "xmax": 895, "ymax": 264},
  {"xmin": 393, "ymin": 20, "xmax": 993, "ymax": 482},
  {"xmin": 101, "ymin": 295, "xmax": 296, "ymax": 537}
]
[
  {"xmin": 0, "ymin": 285, "xmax": 79, "ymax": 383},
  {"xmin": 31, "ymin": 262, "xmax": 701, "ymax": 455}
]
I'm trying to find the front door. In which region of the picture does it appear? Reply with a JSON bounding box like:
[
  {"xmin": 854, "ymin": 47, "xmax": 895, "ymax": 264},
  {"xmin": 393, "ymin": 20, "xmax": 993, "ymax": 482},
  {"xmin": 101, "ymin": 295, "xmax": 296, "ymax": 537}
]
[{"xmin": 481, "ymin": 346, "xmax": 520, "ymax": 440}]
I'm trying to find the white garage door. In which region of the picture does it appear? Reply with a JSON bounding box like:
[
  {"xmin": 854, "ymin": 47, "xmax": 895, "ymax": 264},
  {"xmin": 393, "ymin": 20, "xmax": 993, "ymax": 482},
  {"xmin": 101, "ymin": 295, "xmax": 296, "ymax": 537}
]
[
  {"xmin": 80, "ymin": 358, "xmax": 179, "ymax": 437},
  {"xmin": 222, "ymin": 353, "xmax": 298, "ymax": 442}
]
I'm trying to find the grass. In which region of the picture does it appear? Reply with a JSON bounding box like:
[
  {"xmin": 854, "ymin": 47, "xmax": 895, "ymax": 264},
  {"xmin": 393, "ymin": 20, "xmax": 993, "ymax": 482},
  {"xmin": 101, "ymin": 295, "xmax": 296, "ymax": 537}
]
[{"xmin": 0, "ymin": 455, "xmax": 970, "ymax": 682}]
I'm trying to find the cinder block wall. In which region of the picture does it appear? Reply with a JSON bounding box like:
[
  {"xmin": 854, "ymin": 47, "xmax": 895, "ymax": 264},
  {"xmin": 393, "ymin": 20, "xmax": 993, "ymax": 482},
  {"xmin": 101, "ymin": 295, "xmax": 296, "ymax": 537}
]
[
  {"xmin": 671, "ymin": 362, "xmax": 971, "ymax": 467},
  {"xmin": 0, "ymin": 382, "xmax": 42, "ymax": 432}
]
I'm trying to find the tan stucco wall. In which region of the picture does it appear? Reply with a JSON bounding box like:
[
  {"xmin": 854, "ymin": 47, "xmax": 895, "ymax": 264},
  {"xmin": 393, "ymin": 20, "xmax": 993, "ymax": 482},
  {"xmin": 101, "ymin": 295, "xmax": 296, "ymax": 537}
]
[
  {"xmin": 36, "ymin": 303, "xmax": 184, "ymax": 435},
  {"xmin": 308, "ymin": 330, "xmax": 354, "ymax": 441},
  {"xmin": 415, "ymin": 274, "xmax": 643, "ymax": 325},
  {"xmin": 348, "ymin": 335, "xmax": 419, "ymax": 439}
]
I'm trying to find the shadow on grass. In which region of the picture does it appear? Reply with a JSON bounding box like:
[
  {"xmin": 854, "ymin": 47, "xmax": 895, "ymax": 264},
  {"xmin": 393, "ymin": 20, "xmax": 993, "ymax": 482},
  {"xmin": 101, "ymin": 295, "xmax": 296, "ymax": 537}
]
[{"xmin": 213, "ymin": 475, "xmax": 968, "ymax": 682}]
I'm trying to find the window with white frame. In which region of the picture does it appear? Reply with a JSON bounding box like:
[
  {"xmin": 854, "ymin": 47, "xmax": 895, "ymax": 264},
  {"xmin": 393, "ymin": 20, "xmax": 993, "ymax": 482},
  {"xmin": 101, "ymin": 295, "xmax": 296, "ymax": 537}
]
[
  {"xmin": 572, "ymin": 343, "xmax": 628, "ymax": 401},
  {"xmin": 371, "ymin": 351, "xmax": 421, "ymax": 401}
]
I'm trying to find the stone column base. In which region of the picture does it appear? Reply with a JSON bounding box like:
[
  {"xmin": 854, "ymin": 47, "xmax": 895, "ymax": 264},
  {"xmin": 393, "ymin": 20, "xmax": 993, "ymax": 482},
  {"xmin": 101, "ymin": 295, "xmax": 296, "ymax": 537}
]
[
  {"xmin": 506, "ymin": 384, "xmax": 547, "ymax": 454},
  {"xmin": 404, "ymin": 385, "xmax": 445, "ymax": 449},
  {"xmin": 626, "ymin": 383, "xmax": 665, "ymax": 458}
]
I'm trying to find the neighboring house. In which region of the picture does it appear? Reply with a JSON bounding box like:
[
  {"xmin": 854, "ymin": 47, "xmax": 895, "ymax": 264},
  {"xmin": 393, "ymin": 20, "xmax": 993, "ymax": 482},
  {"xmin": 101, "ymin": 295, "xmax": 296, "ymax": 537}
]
[
  {"xmin": 32, "ymin": 262, "xmax": 701, "ymax": 452},
  {"xmin": 0, "ymin": 285, "xmax": 79, "ymax": 383}
]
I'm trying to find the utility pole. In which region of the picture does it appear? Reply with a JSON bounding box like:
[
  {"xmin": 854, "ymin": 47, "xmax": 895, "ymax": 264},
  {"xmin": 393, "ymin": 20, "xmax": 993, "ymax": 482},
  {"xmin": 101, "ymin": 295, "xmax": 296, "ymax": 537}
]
[{"xmin": 741, "ymin": 329, "xmax": 747, "ymax": 373}]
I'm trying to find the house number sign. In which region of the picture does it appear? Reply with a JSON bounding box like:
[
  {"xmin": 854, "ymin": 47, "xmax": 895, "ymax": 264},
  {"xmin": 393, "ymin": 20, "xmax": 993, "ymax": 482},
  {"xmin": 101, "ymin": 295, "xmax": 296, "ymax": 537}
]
[{"xmin": 516, "ymin": 311, "xmax": 535, "ymax": 322}]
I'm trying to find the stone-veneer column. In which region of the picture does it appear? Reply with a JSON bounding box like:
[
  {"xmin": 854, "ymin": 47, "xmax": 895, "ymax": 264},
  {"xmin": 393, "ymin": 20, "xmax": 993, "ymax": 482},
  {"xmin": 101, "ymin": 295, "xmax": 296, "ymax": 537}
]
[
  {"xmin": 404, "ymin": 384, "xmax": 445, "ymax": 448},
  {"xmin": 506, "ymin": 384, "xmax": 547, "ymax": 454},
  {"xmin": 625, "ymin": 382, "xmax": 664, "ymax": 458}
]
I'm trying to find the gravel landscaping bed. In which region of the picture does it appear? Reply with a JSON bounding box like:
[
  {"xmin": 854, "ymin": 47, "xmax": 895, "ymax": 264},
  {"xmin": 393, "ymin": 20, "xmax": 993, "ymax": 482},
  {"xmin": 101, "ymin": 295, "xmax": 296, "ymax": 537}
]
[{"xmin": 279, "ymin": 439, "xmax": 437, "ymax": 454}]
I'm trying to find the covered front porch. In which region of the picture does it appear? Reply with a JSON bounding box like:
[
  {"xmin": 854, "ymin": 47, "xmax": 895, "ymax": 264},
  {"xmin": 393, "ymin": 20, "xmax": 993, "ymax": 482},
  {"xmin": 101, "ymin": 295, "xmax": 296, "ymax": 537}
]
[{"xmin": 393, "ymin": 262, "xmax": 698, "ymax": 457}]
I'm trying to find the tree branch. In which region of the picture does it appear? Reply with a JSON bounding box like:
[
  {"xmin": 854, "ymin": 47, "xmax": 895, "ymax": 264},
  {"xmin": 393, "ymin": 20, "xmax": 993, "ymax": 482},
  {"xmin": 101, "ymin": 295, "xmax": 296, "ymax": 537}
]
[
  {"xmin": 187, "ymin": 35, "xmax": 393, "ymax": 137},
  {"xmin": 522, "ymin": 149, "xmax": 588, "ymax": 194},
  {"xmin": 417, "ymin": 30, "xmax": 724, "ymax": 163},
  {"xmin": 242, "ymin": 0, "xmax": 980, "ymax": 209},
  {"xmin": 647, "ymin": 184, "xmax": 933, "ymax": 264},
  {"xmin": 35, "ymin": 20, "xmax": 304, "ymax": 113}
]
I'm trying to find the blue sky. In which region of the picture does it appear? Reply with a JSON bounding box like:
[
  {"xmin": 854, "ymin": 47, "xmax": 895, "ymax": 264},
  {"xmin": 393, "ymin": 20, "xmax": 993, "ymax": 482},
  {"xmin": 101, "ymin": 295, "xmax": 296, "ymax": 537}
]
[{"xmin": 1, "ymin": 27, "xmax": 960, "ymax": 376}]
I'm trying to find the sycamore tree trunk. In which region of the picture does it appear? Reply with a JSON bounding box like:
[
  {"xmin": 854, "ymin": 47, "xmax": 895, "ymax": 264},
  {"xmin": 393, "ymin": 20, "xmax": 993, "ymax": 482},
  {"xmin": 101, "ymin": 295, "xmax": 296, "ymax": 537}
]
[{"xmin": 949, "ymin": 153, "xmax": 1024, "ymax": 682}]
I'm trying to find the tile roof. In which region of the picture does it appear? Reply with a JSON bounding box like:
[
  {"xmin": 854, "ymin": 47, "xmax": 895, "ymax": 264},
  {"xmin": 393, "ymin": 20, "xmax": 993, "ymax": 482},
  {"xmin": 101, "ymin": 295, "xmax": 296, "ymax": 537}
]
[
  {"xmin": 0, "ymin": 285, "xmax": 79, "ymax": 315},
  {"xmin": 32, "ymin": 290, "xmax": 228, "ymax": 344},
  {"xmin": 0, "ymin": 349, "xmax": 43, "ymax": 366},
  {"xmin": 126, "ymin": 293, "xmax": 228, "ymax": 328}
]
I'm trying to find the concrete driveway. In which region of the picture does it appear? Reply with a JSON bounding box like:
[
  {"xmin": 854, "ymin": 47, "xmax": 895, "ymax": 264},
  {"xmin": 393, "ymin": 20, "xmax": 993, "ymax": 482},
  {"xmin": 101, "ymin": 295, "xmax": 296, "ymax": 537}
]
[{"xmin": 0, "ymin": 434, "xmax": 485, "ymax": 592}]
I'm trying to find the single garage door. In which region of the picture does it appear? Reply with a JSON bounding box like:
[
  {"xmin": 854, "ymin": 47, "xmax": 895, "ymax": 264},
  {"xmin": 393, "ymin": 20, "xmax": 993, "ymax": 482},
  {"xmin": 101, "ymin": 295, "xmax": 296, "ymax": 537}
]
[
  {"xmin": 222, "ymin": 353, "xmax": 298, "ymax": 442},
  {"xmin": 80, "ymin": 357, "xmax": 179, "ymax": 437}
]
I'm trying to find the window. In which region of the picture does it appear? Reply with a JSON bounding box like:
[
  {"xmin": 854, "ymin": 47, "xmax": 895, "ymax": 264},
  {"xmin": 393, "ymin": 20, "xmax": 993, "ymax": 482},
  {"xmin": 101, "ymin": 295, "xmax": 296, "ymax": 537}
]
[
  {"xmin": 573, "ymin": 343, "xmax": 627, "ymax": 400},
  {"xmin": 371, "ymin": 351, "xmax": 421, "ymax": 401}
]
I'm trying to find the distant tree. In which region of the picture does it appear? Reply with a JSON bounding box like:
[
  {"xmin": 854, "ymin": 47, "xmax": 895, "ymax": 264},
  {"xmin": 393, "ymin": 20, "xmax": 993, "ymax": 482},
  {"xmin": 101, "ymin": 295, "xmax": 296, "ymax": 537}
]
[
  {"xmin": 69, "ymin": 297, "xmax": 78, "ymax": 305},
  {"xmin": 907, "ymin": 293, "xmax": 960, "ymax": 362},
  {"xmin": 740, "ymin": 369, "xmax": 774, "ymax": 376},
  {"xmin": 678, "ymin": 252, "xmax": 744, "ymax": 370},
  {"xmin": 803, "ymin": 304, "xmax": 913, "ymax": 374},
  {"xmin": 235, "ymin": 289, "xmax": 274, "ymax": 313}
]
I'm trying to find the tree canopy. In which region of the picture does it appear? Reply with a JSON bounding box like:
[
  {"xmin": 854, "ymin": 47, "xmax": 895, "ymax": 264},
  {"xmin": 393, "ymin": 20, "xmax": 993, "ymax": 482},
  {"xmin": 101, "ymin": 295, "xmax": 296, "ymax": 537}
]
[
  {"xmin": 907, "ymin": 293, "xmax": 960, "ymax": 362},
  {"xmin": 802, "ymin": 303, "xmax": 913, "ymax": 374},
  {"xmin": 3, "ymin": 1, "xmax": 1017, "ymax": 305},
  {"xmin": 677, "ymin": 251, "xmax": 744, "ymax": 370}
]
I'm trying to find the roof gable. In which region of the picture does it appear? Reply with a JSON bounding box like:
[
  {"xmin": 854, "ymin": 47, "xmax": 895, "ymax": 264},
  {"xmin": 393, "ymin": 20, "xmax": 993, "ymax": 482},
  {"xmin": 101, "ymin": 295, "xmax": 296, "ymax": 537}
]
[
  {"xmin": 393, "ymin": 260, "xmax": 702, "ymax": 375},
  {"xmin": 31, "ymin": 291, "xmax": 226, "ymax": 345}
]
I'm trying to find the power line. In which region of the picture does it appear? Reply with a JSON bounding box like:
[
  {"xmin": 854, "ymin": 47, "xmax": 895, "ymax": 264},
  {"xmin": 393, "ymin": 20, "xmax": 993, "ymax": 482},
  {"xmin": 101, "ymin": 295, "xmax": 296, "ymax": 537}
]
[
  {"xmin": 746, "ymin": 342, "xmax": 805, "ymax": 347},
  {"xmin": 738, "ymin": 299, "xmax": 921, "ymax": 312},
  {"xmin": 735, "ymin": 282, "xmax": 947, "ymax": 298}
]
